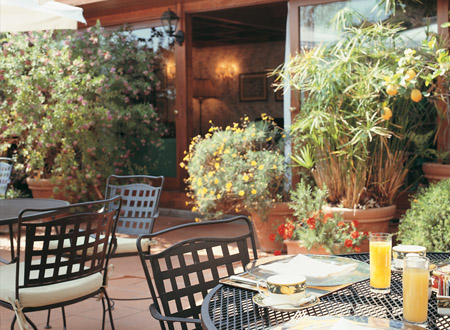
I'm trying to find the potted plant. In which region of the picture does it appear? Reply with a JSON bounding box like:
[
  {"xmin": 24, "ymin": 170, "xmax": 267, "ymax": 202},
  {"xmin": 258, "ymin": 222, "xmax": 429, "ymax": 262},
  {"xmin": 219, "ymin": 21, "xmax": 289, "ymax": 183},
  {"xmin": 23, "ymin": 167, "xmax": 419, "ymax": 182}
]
[
  {"xmin": 274, "ymin": 23, "xmax": 450, "ymax": 247},
  {"xmin": 182, "ymin": 114, "xmax": 288, "ymax": 252},
  {"xmin": 398, "ymin": 179, "xmax": 450, "ymax": 252},
  {"xmin": 0, "ymin": 24, "xmax": 167, "ymax": 202},
  {"xmin": 272, "ymin": 180, "xmax": 367, "ymax": 255}
]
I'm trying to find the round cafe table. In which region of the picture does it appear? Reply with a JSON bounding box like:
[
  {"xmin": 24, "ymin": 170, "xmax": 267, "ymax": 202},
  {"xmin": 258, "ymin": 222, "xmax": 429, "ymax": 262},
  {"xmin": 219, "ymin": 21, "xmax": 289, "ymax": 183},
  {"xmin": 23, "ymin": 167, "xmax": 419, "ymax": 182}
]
[
  {"xmin": 0, "ymin": 198, "xmax": 70, "ymax": 225},
  {"xmin": 201, "ymin": 253, "xmax": 450, "ymax": 330}
]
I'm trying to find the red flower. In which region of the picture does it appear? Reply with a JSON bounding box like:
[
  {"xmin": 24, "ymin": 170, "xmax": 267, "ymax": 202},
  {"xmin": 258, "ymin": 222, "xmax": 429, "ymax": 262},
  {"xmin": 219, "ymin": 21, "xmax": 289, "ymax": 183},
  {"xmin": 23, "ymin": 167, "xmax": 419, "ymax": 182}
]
[
  {"xmin": 337, "ymin": 221, "xmax": 345, "ymax": 227},
  {"xmin": 353, "ymin": 246, "xmax": 361, "ymax": 253},
  {"xmin": 363, "ymin": 231, "xmax": 369, "ymax": 237},
  {"xmin": 351, "ymin": 231, "xmax": 360, "ymax": 239},
  {"xmin": 278, "ymin": 224, "xmax": 285, "ymax": 236},
  {"xmin": 345, "ymin": 239, "xmax": 353, "ymax": 248},
  {"xmin": 269, "ymin": 233, "xmax": 276, "ymax": 241},
  {"xmin": 274, "ymin": 250, "xmax": 281, "ymax": 256},
  {"xmin": 352, "ymin": 220, "xmax": 359, "ymax": 227},
  {"xmin": 322, "ymin": 213, "xmax": 333, "ymax": 223},
  {"xmin": 306, "ymin": 217, "xmax": 316, "ymax": 230}
]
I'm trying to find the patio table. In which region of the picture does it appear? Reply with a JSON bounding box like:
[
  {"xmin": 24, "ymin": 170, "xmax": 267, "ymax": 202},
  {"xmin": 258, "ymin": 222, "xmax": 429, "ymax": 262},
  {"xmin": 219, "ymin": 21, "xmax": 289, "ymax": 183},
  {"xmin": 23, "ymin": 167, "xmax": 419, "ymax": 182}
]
[
  {"xmin": 0, "ymin": 198, "xmax": 69, "ymax": 225},
  {"xmin": 201, "ymin": 253, "xmax": 450, "ymax": 330}
]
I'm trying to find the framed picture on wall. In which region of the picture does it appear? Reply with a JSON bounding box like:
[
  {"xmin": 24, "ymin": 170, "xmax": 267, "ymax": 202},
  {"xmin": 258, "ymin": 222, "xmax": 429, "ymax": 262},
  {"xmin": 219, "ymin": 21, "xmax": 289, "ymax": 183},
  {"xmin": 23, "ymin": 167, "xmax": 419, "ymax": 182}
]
[{"xmin": 239, "ymin": 73, "xmax": 268, "ymax": 101}]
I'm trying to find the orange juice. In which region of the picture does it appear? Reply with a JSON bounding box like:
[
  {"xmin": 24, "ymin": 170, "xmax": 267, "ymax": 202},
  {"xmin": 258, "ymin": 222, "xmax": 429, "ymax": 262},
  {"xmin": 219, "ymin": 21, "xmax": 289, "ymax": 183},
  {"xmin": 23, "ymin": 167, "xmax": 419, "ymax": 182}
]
[
  {"xmin": 370, "ymin": 241, "xmax": 391, "ymax": 290},
  {"xmin": 403, "ymin": 266, "xmax": 429, "ymax": 323}
]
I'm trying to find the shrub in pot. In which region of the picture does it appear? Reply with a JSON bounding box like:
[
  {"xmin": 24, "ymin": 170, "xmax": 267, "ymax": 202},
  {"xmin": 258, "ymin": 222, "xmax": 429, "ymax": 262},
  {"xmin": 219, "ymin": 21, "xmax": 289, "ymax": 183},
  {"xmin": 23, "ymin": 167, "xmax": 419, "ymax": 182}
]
[
  {"xmin": 398, "ymin": 179, "xmax": 450, "ymax": 252},
  {"xmin": 0, "ymin": 24, "xmax": 166, "ymax": 201},
  {"xmin": 182, "ymin": 115, "xmax": 288, "ymax": 251},
  {"xmin": 274, "ymin": 22, "xmax": 450, "ymax": 236},
  {"xmin": 273, "ymin": 180, "xmax": 366, "ymax": 255}
]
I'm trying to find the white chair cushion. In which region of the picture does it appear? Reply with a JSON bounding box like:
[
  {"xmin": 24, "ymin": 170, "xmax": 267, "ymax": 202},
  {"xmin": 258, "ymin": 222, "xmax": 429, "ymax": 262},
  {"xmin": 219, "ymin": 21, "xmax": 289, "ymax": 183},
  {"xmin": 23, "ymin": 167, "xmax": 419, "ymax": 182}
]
[
  {"xmin": 114, "ymin": 236, "xmax": 154, "ymax": 254},
  {"xmin": 47, "ymin": 236, "xmax": 155, "ymax": 255},
  {"xmin": 0, "ymin": 258, "xmax": 104, "ymax": 308}
]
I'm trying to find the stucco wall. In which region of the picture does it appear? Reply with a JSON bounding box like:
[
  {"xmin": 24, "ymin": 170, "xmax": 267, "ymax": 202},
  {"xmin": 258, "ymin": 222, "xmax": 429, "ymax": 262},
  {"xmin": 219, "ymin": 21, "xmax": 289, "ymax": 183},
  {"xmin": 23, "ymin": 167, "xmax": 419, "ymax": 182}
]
[{"xmin": 192, "ymin": 41, "xmax": 285, "ymax": 135}]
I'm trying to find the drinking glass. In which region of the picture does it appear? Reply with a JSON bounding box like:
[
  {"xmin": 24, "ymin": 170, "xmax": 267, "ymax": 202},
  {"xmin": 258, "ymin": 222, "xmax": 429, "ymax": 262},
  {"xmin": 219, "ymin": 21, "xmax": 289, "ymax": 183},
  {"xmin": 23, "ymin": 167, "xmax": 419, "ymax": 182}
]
[
  {"xmin": 369, "ymin": 232, "xmax": 392, "ymax": 294},
  {"xmin": 403, "ymin": 255, "xmax": 429, "ymax": 325}
]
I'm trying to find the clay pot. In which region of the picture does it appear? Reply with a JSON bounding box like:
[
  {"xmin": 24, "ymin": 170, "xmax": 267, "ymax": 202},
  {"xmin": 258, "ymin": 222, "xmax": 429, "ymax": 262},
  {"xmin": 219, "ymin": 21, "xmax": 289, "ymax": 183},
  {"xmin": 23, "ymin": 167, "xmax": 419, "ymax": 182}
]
[
  {"xmin": 26, "ymin": 178, "xmax": 78, "ymax": 202},
  {"xmin": 250, "ymin": 202, "xmax": 293, "ymax": 253},
  {"xmin": 323, "ymin": 205, "xmax": 397, "ymax": 252},
  {"xmin": 422, "ymin": 162, "xmax": 450, "ymax": 184},
  {"xmin": 284, "ymin": 240, "xmax": 332, "ymax": 255}
]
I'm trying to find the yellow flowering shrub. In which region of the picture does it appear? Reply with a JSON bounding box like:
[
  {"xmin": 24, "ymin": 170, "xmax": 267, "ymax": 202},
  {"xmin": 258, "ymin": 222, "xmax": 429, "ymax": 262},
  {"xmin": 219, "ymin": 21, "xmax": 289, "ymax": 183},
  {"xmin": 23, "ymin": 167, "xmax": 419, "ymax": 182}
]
[{"xmin": 182, "ymin": 115, "xmax": 287, "ymax": 220}]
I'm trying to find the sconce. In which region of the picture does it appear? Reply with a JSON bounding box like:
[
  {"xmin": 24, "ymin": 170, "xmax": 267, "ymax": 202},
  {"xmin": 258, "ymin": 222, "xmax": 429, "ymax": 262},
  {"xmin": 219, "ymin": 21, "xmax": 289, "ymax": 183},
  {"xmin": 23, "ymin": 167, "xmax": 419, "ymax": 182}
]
[
  {"xmin": 161, "ymin": 8, "xmax": 185, "ymax": 46},
  {"xmin": 167, "ymin": 63, "xmax": 176, "ymax": 79},
  {"xmin": 217, "ymin": 64, "xmax": 237, "ymax": 79}
]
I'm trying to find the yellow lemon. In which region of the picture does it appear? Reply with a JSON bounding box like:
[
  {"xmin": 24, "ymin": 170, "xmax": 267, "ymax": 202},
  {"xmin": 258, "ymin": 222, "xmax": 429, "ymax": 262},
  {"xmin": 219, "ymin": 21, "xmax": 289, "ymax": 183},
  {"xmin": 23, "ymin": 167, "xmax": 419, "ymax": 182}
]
[
  {"xmin": 382, "ymin": 107, "xmax": 392, "ymax": 120},
  {"xmin": 386, "ymin": 85, "xmax": 398, "ymax": 96},
  {"xmin": 411, "ymin": 89, "xmax": 423, "ymax": 102},
  {"xmin": 405, "ymin": 69, "xmax": 416, "ymax": 81}
]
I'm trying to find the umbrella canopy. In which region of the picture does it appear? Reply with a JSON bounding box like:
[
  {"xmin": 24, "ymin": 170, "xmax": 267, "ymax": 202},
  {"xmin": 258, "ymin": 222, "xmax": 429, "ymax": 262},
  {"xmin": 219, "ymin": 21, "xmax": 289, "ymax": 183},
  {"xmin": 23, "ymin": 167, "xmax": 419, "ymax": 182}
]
[{"xmin": 0, "ymin": 0, "xmax": 86, "ymax": 32}]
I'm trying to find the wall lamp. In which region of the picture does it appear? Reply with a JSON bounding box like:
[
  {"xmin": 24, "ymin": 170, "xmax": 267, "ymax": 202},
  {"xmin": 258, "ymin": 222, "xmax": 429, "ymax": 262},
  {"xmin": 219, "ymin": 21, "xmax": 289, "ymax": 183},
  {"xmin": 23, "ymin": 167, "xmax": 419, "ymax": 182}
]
[
  {"xmin": 161, "ymin": 8, "xmax": 185, "ymax": 46},
  {"xmin": 217, "ymin": 63, "xmax": 237, "ymax": 79}
]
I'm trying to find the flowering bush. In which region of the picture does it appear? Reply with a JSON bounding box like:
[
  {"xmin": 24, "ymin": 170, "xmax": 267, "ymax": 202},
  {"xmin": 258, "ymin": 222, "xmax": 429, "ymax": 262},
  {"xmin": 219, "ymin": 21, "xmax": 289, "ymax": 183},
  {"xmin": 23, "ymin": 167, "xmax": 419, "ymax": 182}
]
[
  {"xmin": 182, "ymin": 115, "xmax": 287, "ymax": 220},
  {"xmin": 271, "ymin": 180, "xmax": 367, "ymax": 254},
  {"xmin": 0, "ymin": 23, "xmax": 167, "ymax": 201}
]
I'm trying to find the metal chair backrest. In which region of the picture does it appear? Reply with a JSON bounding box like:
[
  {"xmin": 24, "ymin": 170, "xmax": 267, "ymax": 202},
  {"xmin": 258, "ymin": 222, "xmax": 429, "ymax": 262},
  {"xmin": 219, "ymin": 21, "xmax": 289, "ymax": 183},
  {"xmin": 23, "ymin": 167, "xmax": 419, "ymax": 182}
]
[
  {"xmin": 105, "ymin": 175, "xmax": 164, "ymax": 235},
  {"xmin": 137, "ymin": 216, "xmax": 258, "ymax": 330},
  {"xmin": 0, "ymin": 157, "xmax": 13, "ymax": 198},
  {"xmin": 15, "ymin": 197, "xmax": 121, "ymax": 296}
]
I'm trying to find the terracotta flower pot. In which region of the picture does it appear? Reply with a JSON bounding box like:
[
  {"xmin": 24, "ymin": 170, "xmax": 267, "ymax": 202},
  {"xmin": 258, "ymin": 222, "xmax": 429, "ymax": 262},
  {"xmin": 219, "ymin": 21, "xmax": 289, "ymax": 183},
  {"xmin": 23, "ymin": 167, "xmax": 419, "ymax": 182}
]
[
  {"xmin": 250, "ymin": 202, "xmax": 293, "ymax": 253},
  {"xmin": 284, "ymin": 239, "xmax": 332, "ymax": 255},
  {"xmin": 422, "ymin": 162, "xmax": 450, "ymax": 184},
  {"xmin": 323, "ymin": 205, "xmax": 397, "ymax": 252},
  {"xmin": 26, "ymin": 178, "xmax": 78, "ymax": 202}
]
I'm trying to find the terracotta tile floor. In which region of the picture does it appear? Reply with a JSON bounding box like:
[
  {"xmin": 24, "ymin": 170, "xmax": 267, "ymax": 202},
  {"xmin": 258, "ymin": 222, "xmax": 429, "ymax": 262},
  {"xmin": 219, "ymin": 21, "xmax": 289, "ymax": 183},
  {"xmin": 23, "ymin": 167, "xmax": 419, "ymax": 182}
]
[{"xmin": 0, "ymin": 215, "xmax": 269, "ymax": 330}]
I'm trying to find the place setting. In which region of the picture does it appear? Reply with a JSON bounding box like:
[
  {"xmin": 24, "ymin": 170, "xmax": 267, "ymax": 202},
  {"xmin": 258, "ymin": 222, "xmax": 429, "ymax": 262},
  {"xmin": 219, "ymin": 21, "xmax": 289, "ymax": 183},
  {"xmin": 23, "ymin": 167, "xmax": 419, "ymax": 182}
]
[{"xmin": 220, "ymin": 252, "xmax": 370, "ymax": 312}]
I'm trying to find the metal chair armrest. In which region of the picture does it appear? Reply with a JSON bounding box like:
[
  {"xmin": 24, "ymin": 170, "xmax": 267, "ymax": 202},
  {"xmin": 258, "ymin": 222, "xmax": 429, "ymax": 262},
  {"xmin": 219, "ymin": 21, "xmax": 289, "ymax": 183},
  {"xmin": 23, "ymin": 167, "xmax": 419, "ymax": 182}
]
[{"xmin": 149, "ymin": 304, "xmax": 202, "ymax": 325}]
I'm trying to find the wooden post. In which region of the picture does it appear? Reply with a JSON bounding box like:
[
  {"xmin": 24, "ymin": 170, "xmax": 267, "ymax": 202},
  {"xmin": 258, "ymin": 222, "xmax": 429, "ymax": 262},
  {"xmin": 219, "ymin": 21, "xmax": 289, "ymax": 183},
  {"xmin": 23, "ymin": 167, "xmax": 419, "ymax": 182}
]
[{"xmin": 437, "ymin": 0, "xmax": 450, "ymax": 156}]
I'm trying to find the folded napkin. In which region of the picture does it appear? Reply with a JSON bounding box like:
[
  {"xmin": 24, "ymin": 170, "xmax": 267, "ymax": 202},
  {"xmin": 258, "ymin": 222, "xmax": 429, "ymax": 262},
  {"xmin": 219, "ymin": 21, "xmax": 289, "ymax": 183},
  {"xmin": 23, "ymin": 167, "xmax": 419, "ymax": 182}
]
[
  {"xmin": 260, "ymin": 254, "xmax": 357, "ymax": 280},
  {"xmin": 330, "ymin": 318, "xmax": 381, "ymax": 330}
]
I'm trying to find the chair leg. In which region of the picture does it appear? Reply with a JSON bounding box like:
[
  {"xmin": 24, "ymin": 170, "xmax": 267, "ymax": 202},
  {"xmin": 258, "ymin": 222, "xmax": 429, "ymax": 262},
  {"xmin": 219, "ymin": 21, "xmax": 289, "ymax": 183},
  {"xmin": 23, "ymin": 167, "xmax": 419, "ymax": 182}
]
[
  {"xmin": 101, "ymin": 289, "xmax": 115, "ymax": 330},
  {"xmin": 11, "ymin": 313, "xmax": 38, "ymax": 330},
  {"xmin": 61, "ymin": 306, "xmax": 67, "ymax": 330},
  {"xmin": 45, "ymin": 309, "xmax": 51, "ymax": 328}
]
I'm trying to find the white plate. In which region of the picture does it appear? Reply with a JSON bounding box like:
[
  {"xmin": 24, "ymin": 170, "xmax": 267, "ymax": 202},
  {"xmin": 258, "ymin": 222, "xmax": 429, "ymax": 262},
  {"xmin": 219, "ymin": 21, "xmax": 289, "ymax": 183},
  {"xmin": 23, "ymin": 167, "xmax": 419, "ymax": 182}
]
[
  {"xmin": 246, "ymin": 255, "xmax": 370, "ymax": 287},
  {"xmin": 252, "ymin": 292, "xmax": 320, "ymax": 312}
]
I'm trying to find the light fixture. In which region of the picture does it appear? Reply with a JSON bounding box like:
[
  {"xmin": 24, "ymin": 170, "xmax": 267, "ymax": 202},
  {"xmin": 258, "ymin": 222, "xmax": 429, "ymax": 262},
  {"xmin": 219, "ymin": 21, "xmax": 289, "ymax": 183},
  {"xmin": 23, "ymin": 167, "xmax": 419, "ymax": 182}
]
[
  {"xmin": 217, "ymin": 63, "xmax": 237, "ymax": 79},
  {"xmin": 193, "ymin": 79, "xmax": 217, "ymax": 135},
  {"xmin": 160, "ymin": 8, "xmax": 185, "ymax": 46}
]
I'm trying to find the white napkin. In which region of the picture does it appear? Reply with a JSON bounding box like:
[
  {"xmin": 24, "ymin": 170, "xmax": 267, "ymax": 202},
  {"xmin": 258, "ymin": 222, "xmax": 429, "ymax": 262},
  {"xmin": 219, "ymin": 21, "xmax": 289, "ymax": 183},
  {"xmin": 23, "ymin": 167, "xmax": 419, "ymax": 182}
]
[
  {"xmin": 260, "ymin": 254, "xmax": 357, "ymax": 280},
  {"xmin": 330, "ymin": 318, "xmax": 379, "ymax": 330}
]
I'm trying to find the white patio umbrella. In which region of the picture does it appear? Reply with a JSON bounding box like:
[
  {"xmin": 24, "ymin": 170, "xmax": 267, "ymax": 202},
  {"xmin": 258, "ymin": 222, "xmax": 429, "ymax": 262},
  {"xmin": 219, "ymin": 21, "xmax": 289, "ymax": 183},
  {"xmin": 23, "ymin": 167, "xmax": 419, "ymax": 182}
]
[{"xmin": 0, "ymin": 0, "xmax": 86, "ymax": 32}]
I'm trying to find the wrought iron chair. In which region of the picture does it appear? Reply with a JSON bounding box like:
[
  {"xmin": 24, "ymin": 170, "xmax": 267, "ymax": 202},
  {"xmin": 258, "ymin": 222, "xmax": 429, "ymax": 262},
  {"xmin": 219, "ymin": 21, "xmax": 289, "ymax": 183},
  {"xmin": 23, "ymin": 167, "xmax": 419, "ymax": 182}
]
[
  {"xmin": 0, "ymin": 196, "xmax": 122, "ymax": 330},
  {"xmin": 0, "ymin": 157, "xmax": 14, "ymax": 198},
  {"xmin": 105, "ymin": 174, "xmax": 164, "ymax": 256},
  {"xmin": 136, "ymin": 215, "xmax": 258, "ymax": 330}
]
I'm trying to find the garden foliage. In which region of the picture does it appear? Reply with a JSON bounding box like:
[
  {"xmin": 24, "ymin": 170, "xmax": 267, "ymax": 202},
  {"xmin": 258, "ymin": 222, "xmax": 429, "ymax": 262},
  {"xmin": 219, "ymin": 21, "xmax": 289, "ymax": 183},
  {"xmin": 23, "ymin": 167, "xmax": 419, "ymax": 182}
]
[{"xmin": 0, "ymin": 23, "xmax": 167, "ymax": 200}]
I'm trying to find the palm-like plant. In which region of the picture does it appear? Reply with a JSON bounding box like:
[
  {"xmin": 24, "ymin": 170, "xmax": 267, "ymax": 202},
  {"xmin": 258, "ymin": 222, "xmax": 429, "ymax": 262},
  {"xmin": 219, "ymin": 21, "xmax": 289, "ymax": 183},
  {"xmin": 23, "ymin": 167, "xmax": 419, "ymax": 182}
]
[{"xmin": 276, "ymin": 23, "xmax": 446, "ymax": 208}]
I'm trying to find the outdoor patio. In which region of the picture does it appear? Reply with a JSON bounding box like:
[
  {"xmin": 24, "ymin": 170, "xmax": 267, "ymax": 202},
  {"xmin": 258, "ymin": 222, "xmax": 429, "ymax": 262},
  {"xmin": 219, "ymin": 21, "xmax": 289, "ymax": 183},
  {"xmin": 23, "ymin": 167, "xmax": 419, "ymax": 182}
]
[{"xmin": 0, "ymin": 212, "xmax": 270, "ymax": 330}]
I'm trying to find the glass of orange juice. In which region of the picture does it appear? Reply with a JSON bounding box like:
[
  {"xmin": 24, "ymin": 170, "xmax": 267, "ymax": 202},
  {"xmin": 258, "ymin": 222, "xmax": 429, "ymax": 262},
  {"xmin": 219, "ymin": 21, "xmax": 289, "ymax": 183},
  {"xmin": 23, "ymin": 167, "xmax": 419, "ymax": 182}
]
[
  {"xmin": 403, "ymin": 255, "xmax": 429, "ymax": 325},
  {"xmin": 369, "ymin": 233, "xmax": 392, "ymax": 294}
]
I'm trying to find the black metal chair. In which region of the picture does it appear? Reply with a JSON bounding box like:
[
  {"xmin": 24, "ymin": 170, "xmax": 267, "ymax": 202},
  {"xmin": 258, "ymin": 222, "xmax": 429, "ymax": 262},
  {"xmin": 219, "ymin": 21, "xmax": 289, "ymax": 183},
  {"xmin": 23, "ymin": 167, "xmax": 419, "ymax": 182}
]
[
  {"xmin": 0, "ymin": 157, "xmax": 14, "ymax": 198},
  {"xmin": 136, "ymin": 215, "xmax": 258, "ymax": 330},
  {"xmin": 105, "ymin": 174, "xmax": 164, "ymax": 256},
  {"xmin": 0, "ymin": 197, "xmax": 122, "ymax": 330}
]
